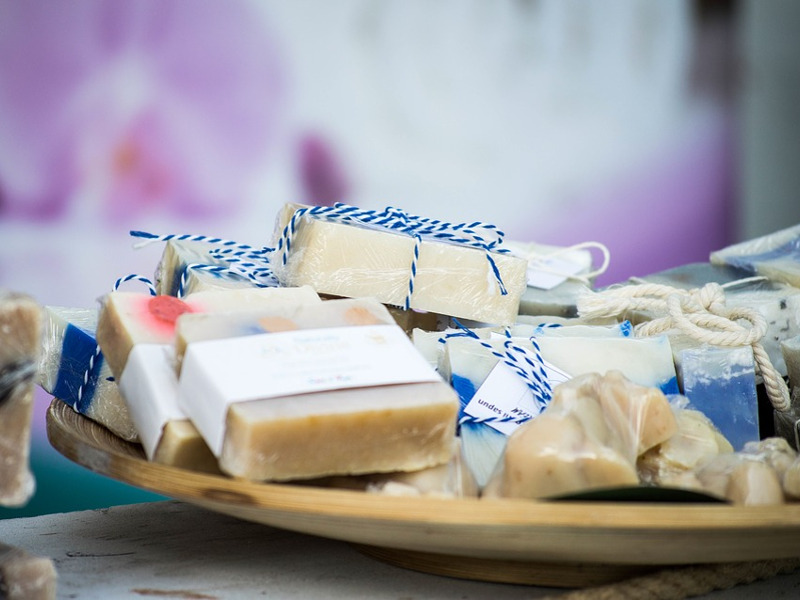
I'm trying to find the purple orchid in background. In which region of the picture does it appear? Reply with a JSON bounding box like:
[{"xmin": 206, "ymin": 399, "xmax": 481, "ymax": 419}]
[
  {"xmin": 298, "ymin": 133, "xmax": 350, "ymax": 207},
  {"xmin": 0, "ymin": 0, "xmax": 284, "ymax": 222}
]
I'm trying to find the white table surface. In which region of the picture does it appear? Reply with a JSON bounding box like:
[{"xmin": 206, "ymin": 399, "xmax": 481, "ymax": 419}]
[{"xmin": 1, "ymin": 500, "xmax": 800, "ymax": 600}]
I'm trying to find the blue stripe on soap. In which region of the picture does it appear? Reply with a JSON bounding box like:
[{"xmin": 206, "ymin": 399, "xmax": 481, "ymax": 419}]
[{"xmin": 52, "ymin": 323, "xmax": 103, "ymax": 413}]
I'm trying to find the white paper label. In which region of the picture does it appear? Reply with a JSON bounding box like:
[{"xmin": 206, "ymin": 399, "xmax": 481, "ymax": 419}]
[
  {"xmin": 464, "ymin": 359, "xmax": 571, "ymax": 435},
  {"xmin": 179, "ymin": 324, "xmax": 442, "ymax": 455},
  {"xmin": 526, "ymin": 255, "xmax": 586, "ymax": 290}
]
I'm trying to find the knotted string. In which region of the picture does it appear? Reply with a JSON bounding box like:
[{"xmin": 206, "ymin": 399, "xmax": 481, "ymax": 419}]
[
  {"xmin": 577, "ymin": 281, "xmax": 792, "ymax": 413},
  {"xmin": 275, "ymin": 203, "xmax": 510, "ymax": 310},
  {"xmin": 439, "ymin": 323, "xmax": 554, "ymax": 427},
  {"xmin": 130, "ymin": 230, "xmax": 276, "ymax": 296}
]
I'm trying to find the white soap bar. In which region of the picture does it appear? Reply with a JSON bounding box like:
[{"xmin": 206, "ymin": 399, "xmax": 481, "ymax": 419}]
[{"xmin": 270, "ymin": 203, "xmax": 528, "ymax": 325}]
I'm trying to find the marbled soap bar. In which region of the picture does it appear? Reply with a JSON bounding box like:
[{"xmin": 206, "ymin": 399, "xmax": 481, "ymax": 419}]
[
  {"xmin": 710, "ymin": 223, "xmax": 800, "ymax": 288},
  {"xmin": 679, "ymin": 345, "xmax": 759, "ymax": 450},
  {"xmin": 37, "ymin": 306, "xmax": 138, "ymax": 441},
  {"xmin": 0, "ymin": 290, "xmax": 40, "ymax": 507},
  {"xmin": 96, "ymin": 286, "xmax": 321, "ymax": 376},
  {"xmin": 178, "ymin": 297, "xmax": 459, "ymax": 481},
  {"xmin": 269, "ymin": 203, "xmax": 528, "ymax": 325}
]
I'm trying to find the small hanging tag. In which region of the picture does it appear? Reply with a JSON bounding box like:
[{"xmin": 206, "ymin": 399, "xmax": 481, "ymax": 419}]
[
  {"xmin": 463, "ymin": 360, "xmax": 571, "ymax": 435},
  {"xmin": 526, "ymin": 255, "xmax": 586, "ymax": 290}
]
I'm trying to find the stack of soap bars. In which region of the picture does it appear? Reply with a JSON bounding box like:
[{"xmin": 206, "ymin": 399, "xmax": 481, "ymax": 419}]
[{"xmin": 30, "ymin": 203, "xmax": 800, "ymax": 506}]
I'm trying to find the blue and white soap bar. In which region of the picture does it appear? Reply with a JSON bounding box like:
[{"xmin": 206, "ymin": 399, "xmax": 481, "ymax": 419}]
[
  {"xmin": 679, "ymin": 345, "xmax": 759, "ymax": 451},
  {"xmin": 37, "ymin": 306, "xmax": 138, "ymax": 442},
  {"xmin": 711, "ymin": 223, "xmax": 800, "ymax": 288}
]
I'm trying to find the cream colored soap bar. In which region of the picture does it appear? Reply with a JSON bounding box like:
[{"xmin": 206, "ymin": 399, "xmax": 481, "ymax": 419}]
[
  {"xmin": 178, "ymin": 297, "xmax": 459, "ymax": 481},
  {"xmin": 0, "ymin": 290, "xmax": 40, "ymax": 507},
  {"xmin": 270, "ymin": 203, "xmax": 528, "ymax": 325}
]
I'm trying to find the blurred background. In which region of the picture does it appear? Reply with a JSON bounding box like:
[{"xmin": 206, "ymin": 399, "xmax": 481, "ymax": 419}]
[{"xmin": 1, "ymin": 0, "xmax": 799, "ymax": 517}]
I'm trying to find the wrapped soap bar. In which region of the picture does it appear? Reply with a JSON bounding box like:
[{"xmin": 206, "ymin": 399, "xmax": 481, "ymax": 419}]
[
  {"xmin": 710, "ymin": 223, "xmax": 800, "ymax": 288},
  {"xmin": 177, "ymin": 297, "xmax": 459, "ymax": 481},
  {"xmin": 677, "ymin": 344, "xmax": 759, "ymax": 450},
  {"xmin": 0, "ymin": 542, "xmax": 57, "ymax": 600},
  {"xmin": 96, "ymin": 286, "xmax": 321, "ymax": 376},
  {"xmin": 483, "ymin": 371, "xmax": 678, "ymax": 500},
  {"xmin": 0, "ymin": 290, "xmax": 41, "ymax": 507},
  {"xmin": 154, "ymin": 238, "xmax": 270, "ymax": 296},
  {"xmin": 37, "ymin": 306, "xmax": 138, "ymax": 441},
  {"xmin": 269, "ymin": 203, "xmax": 528, "ymax": 325}
]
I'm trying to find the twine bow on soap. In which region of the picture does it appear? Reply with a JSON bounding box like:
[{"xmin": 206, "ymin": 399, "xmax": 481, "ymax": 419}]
[
  {"xmin": 274, "ymin": 203, "xmax": 510, "ymax": 310},
  {"xmin": 577, "ymin": 281, "xmax": 792, "ymax": 413},
  {"xmin": 130, "ymin": 231, "xmax": 277, "ymax": 296}
]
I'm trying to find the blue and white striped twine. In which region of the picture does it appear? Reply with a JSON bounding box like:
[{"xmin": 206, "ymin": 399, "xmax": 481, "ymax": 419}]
[
  {"xmin": 275, "ymin": 203, "xmax": 510, "ymax": 310},
  {"xmin": 439, "ymin": 323, "xmax": 554, "ymax": 427},
  {"xmin": 129, "ymin": 230, "xmax": 277, "ymax": 297}
]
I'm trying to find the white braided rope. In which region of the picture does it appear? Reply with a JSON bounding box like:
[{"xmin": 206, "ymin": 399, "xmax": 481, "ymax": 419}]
[{"xmin": 577, "ymin": 281, "xmax": 791, "ymax": 413}]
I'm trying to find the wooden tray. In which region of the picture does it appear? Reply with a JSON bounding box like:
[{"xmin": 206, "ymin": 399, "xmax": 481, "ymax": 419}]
[{"xmin": 46, "ymin": 399, "xmax": 800, "ymax": 588}]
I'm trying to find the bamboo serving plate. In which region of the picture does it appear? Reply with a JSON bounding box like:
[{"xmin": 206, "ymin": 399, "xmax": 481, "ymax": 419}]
[{"xmin": 46, "ymin": 399, "xmax": 800, "ymax": 588}]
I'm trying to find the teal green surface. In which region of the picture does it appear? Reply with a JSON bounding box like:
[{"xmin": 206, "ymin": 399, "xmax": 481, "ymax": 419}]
[{"xmin": 0, "ymin": 436, "xmax": 165, "ymax": 519}]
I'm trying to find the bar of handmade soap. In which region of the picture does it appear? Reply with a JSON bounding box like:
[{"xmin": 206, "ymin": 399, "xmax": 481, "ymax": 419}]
[
  {"xmin": 710, "ymin": 223, "xmax": 800, "ymax": 288},
  {"xmin": 178, "ymin": 298, "xmax": 459, "ymax": 481},
  {"xmin": 270, "ymin": 203, "xmax": 528, "ymax": 325},
  {"xmin": 0, "ymin": 290, "xmax": 40, "ymax": 507},
  {"xmin": 155, "ymin": 239, "xmax": 269, "ymax": 296},
  {"xmin": 678, "ymin": 345, "xmax": 759, "ymax": 450},
  {"xmin": 37, "ymin": 306, "xmax": 138, "ymax": 441},
  {"xmin": 0, "ymin": 542, "xmax": 57, "ymax": 600}
]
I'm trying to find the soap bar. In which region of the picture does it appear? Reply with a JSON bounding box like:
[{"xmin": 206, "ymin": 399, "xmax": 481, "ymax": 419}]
[
  {"xmin": 270, "ymin": 203, "xmax": 528, "ymax": 325},
  {"xmin": 531, "ymin": 334, "xmax": 680, "ymax": 394},
  {"xmin": 173, "ymin": 295, "xmax": 395, "ymax": 374},
  {"xmin": 96, "ymin": 286, "xmax": 321, "ymax": 377},
  {"xmin": 679, "ymin": 345, "xmax": 759, "ymax": 451},
  {"xmin": 0, "ymin": 290, "xmax": 40, "ymax": 507},
  {"xmin": 0, "ymin": 542, "xmax": 57, "ymax": 600},
  {"xmin": 178, "ymin": 297, "xmax": 459, "ymax": 481},
  {"xmin": 483, "ymin": 371, "xmax": 677, "ymax": 500},
  {"xmin": 37, "ymin": 306, "xmax": 138, "ymax": 441},
  {"xmin": 710, "ymin": 223, "xmax": 800, "ymax": 288},
  {"xmin": 155, "ymin": 239, "xmax": 270, "ymax": 296}
]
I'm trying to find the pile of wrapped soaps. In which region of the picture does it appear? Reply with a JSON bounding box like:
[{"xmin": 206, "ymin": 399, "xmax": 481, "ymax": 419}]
[{"xmin": 24, "ymin": 202, "xmax": 800, "ymax": 505}]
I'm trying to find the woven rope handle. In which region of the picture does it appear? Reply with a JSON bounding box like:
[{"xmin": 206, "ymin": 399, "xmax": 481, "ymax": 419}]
[{"xmin": 577, "ymin": 282, "xmax": 792, "ymax": 413}]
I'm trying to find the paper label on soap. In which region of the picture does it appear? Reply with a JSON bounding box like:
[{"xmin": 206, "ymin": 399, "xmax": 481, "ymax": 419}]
[
  {"xmin": 464, "ymin": 360, "xmax": 571, "ymax": 435},
  {"xmin": 525, "ymin": 256, "xmax": 586, "ymax": 290},
  {"xmin": 179, "ymin": 324, "xmax": 442, "ymax": 455}
]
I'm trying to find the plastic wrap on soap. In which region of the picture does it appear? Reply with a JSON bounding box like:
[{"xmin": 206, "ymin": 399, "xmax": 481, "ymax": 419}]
[
  {"xmin": 0, "ymin": 289, "xmax": 41, "ymax": 507},
  {"xmin": 269, "ymin": 204, "xmax": 528, "ymax": 326},
  {"xmin": 710, "ymin": 223, "xmax": 800, "ymax": 288},
  {"xmin": 37, "ymin": 306, "xmax": 139, "ymax": 442},
  {"xmin": 481, "ymin": 371, "xmax": 678, "ymax": 500}
]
